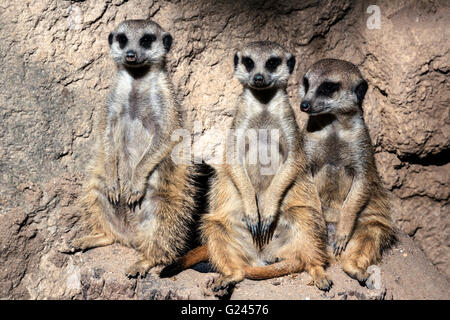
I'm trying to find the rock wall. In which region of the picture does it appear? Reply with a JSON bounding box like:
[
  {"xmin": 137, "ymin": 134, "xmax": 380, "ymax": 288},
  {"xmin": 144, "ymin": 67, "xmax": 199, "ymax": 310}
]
[{"xmin": 0, "ymin": 0, "xmax": 448, "ymax": 298}]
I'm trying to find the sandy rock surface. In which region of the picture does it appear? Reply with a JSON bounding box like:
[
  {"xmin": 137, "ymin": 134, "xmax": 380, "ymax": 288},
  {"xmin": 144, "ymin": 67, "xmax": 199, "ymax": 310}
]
[{"xmin": 31, "ymin": 233, "xmax": 449, "ymax": 300}]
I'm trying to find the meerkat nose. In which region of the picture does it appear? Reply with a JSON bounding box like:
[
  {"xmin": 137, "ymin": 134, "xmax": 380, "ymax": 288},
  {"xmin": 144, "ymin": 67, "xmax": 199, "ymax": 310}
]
[
  {"xmin": 300, "ymin": 100, "xmax": 312, "ymax": 113},
  {"xmin": 253, "ymin": 74, "xmax": 264, "ymax": 84},
  {"xmin": 125, "ymin": 50, "xmax": 137, "ymax": 61}
]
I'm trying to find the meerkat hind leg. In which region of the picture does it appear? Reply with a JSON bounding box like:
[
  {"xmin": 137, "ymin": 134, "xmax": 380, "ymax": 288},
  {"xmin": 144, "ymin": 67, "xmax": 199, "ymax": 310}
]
[
  {"xmin": 342, "ymin": 257, "xmax": 369, "ymax": 284},
  {"xmin": 206, "ymin": 240, "xmax": 248, "ymax": 296},
  {"xmin": 341, "ymin": 231, "xmax": 375, "ymax": 284},
  {"xmin": 126, "ymin": 259, "xmax": 156, "ymax": 278},
  {"xmin": 307, "ymin": 265, "xmax": 332, "ymax": 291},
  {"xmin": 208, "ymin": 269, "xmax": 246, "ymax": 299},
  {"xmin": 340, "ymin": 216, "xmax": 393, "ymax": 287},
  {"xmin": 71, "ymin": 234, "xmax": 114, "ymax": 252},
  {"xmin": 212, "ymin": 270, "xmax": 245, "ymax": 292}
]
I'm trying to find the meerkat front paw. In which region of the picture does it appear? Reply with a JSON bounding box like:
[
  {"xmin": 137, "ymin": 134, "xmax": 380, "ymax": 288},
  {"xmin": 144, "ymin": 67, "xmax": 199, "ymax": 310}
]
[
  {"xmin": 122, "ymin": 176, "xmax": 146, "ymax": 206},
  {"xmin": 258, "ymin": 205, "xmax": 277, "ymax": 247},
  {"xmin": 333, "ymin": 222, "xmax": 352, "ymax": 256},
  {"xmin": 104, "ymin": 179, "xmax": 120, "ymax": 204},
  {"xmin": 258, "ymin": 192, "xmax": 278, "ymax": 246},
  {"xmin": 244, "ymin": 208, "xmax": 260, "ymax": 244},
  {"xmin": 333, "ymin": 234, "xmax": 350, "ymax": 256}
]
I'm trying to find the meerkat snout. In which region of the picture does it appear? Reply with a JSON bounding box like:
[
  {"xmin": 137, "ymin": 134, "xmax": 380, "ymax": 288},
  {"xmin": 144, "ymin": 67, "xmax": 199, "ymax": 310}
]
[
  {"xmin": 253, "ymin": 73, "xmax": 265, "ymax": 87},
  {"xmin": 300, "ymin": 100, "xmax": 312, "ymax": 113},
  {"xmin": 125, "ymin": 50, "xmax": 137, "ymax": 62}
]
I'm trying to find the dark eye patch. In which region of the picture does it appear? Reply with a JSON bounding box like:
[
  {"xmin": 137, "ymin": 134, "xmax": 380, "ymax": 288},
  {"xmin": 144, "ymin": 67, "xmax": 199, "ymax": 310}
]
[
  {"xmin": 116, "ymin": 33, "xmax": 128, "ymax": 49},
  {"xmin": 303, "ymin": 77, "xmax": 309, "ymax": 93},
  {"xmin": 265, "ymin": 57, "xmax": 281, "ymax": 72},
  {"xmin": 139, "ymin": 33, "xmax": 156, "ymax": 49},
  {"xmin": 317, "ymin": 81, "xmax": 340, "ymax": 97},
  {"xmin": 242, "ymin": 56, "xmax": 254, "ymax": 72}
]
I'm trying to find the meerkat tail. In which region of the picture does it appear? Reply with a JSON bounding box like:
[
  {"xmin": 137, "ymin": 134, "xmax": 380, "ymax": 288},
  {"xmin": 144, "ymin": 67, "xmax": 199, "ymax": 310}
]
[
  {"xmin": 159, "ymin": 245, "xmax": 209, "ymax": 278},
  {"xmin": 243, "ymin": 260, "xmax": 305, "ymax": 280}
]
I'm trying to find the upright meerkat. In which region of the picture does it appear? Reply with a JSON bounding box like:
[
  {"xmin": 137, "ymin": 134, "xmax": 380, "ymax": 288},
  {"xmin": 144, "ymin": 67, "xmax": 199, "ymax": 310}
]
[
  {"xmin": 162, "ymin": 41, "xmax": 331, "ymax": 293},
  {"xmin": 298, "ymin": 58, "xmax": 395, "ymax": 285},
  {"xmin": 72, "ymin": 20, "xmax": 196, "ymax": 277}
]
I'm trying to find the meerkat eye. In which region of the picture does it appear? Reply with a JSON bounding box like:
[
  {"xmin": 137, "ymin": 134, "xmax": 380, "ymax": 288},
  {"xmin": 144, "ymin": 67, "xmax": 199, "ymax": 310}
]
[
  {"xmin": 303, "ymin": 77, "xmax": 309, "ymax": 93},
  {"xmin": 242, "ymin": 57, "xmax": 254, "ymax": 72},
  {"xmin": 265, "ymin": 57, "xmax": 281, "ymax": 72},
  {"xmin": 318, "ymin": 81, "xmax": 340, "ymax": 97},
  {"xmin": 140, "ymin": 33, "xmax": 156, "ymax": 49},
  {"xmin": 116, "ymin": 33, "xmax": 128, "ymax": 49}
]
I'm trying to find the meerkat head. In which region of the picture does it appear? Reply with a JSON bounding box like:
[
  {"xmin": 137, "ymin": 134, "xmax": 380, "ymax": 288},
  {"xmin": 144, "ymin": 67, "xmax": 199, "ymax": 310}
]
[
  {"xmin": 108, "ymin": 20, "xmax": 173, "ymax": 67},
  {"xmin": 233, "ymin": 41, "xmax": 296, "ymax": 90},
  {"xmin": 299, "ymin": 59, "xmax": 368, "ymax": 115}
]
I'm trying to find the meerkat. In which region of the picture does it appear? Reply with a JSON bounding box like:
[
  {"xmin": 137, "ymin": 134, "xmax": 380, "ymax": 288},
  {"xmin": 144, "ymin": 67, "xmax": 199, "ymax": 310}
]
[
  {"xmin": 298, "ymin": 58, "xmax": 395, "ymax": 286},
  {"xmin": 72, "ymin": 20, "xmax": 196, "ymax": 277},
  {"xmin": 161, "ymin": 41, "xmax": 331, "ymax": 294}
]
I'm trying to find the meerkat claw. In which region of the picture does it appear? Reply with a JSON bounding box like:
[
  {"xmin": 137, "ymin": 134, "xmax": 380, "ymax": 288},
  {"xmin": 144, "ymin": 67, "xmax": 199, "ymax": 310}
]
[
  {"xmin": 333, "ymin": 235, "xmax": 349, "ymax": 256},
  {"xmin": 258, "ymin": 217, "xmax": 275, "ymax": 246}
]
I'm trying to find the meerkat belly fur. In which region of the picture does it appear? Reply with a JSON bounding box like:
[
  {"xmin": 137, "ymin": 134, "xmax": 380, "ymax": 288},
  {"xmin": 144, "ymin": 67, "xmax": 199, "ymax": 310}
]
[
  {"xmin": 162, "ymin": 42, "xmax": 331, "ymax": 293},
  {"xmin": 299, "ymin": 58, "xmax": 395, "ymax": 286},
  {"xmin": 72, "ymin": 20, "xmax": 196, "ymax": 277}
]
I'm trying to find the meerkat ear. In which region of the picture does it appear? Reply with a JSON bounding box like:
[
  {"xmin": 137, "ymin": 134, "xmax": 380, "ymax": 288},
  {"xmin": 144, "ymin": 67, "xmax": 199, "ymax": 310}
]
[
  {"xmin": 287, "ymin": 55, "xmax": 296, "ymax": 74},
  {"xmin": 234, "ymin": 52, "xmax": 240, "ymax": 69},
  {"xmin": 108, "ymin": 32, "xmax": 114, "ymax": 46},
  {"xmin": 354, "ymin": 79, "xmax": 368, "ymax": 105},
  {"xmin": 163, "ymin": 34, "xmax": 173, "ymax": 52}
]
